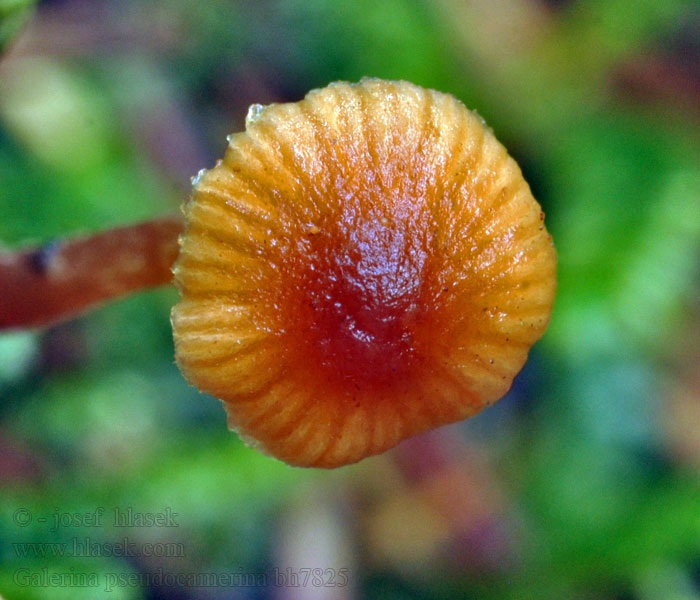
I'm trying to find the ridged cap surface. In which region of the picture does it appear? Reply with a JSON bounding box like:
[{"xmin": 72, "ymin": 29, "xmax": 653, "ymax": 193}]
[{"xmin": 172, "ymin": 79, "xmax": 556, "ymax": 468}]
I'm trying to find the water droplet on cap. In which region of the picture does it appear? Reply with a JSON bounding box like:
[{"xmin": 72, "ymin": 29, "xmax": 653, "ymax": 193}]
[
  {"xmin": 246, "ymin": 104, "xmax": 265, "ymax": 126},
  {"xmin": 191, "ymin": 168, "xmax": 207, "ymax": 186}
]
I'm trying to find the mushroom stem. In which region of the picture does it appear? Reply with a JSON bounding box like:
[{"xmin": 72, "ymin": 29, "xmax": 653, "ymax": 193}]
[{"xmin": 0, "ymin": 215, "xmax": 183, "ymax": 331}]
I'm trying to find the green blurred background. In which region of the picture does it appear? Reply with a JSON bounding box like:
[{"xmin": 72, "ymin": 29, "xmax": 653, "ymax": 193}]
[{"xmin": 1, "ymin": 0, "xmax": 699, "ymax": 598}]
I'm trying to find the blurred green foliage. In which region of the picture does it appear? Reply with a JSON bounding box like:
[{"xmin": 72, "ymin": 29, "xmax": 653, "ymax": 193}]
[
  {"xmin": 1, "ymin": 1, "xmax": 700, "ymax": 599},
  {"xmin": 0, "ymin": 0, "xmax": 34, "ymax": 52}
]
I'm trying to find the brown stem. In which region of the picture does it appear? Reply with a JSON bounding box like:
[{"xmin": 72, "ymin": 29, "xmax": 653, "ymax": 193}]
[{"xmin": 0, "ymin": 215, "xmax": 183, "ymax": 331}]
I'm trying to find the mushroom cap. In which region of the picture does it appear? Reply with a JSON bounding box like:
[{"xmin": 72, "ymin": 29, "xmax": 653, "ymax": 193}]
[{"xmin": 171, "ymin": 79, "xmax": 556, "ymax": 468}]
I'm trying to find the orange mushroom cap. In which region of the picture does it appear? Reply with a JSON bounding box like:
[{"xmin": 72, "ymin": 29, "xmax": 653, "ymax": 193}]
[{"xmin": 171, "ymin": 79, "xmax": 556, "ymax": 468}]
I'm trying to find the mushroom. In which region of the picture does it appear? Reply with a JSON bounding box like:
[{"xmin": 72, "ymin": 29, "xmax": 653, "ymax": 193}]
[{"xmin": 171, "ymin": 78, "xmax": 556, "ymax": 468}]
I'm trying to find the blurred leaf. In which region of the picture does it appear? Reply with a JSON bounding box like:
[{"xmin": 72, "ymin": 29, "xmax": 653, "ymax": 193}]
[
  {"xmin": 0, "ymin": 330, "xmax": 37, "ymax": 384},
  {"xmin": 544, "ymin": 111, "xmax": 700, "ymax": 364},
  {"xmin": 0, "ymin": 0, "xmax": 34, "ymax": 52},
  {"xmin": 0, "ymin": 59, "xmax": 173, "ymax": 246},
  {"xmin": 634, "ymin": 562, "xmax": 700, "ymax": 600},
  {"xmin": 253, "ymin": 0, "xmax": 452, "ymax": 93}
]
